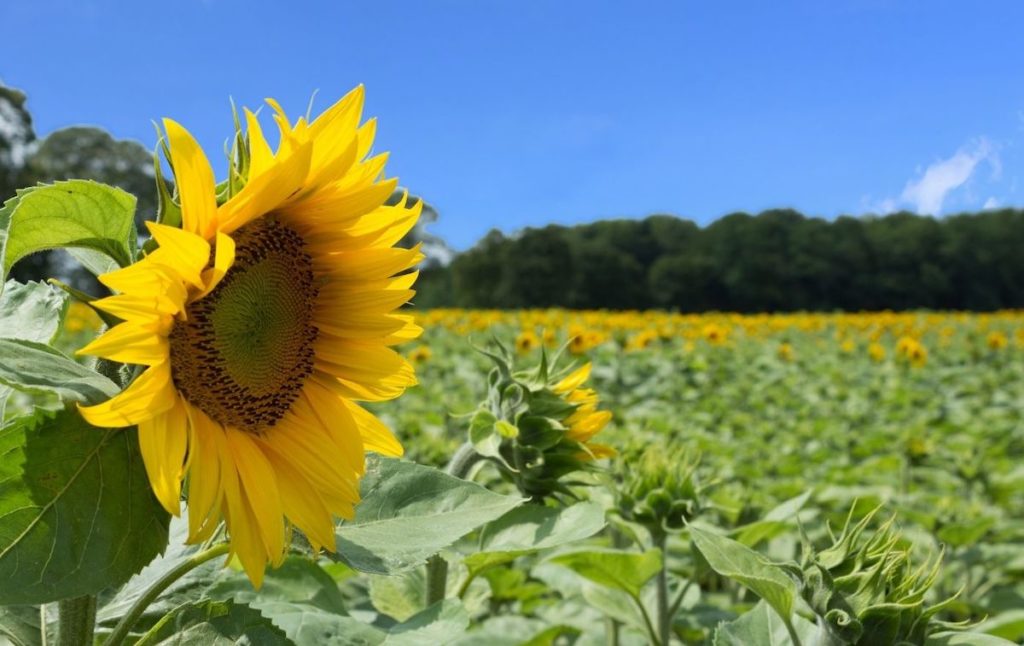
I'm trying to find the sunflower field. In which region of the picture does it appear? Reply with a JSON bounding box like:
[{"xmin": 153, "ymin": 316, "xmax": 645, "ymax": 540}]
[{"xmin": 1, "ymin": 90, "xmax": 1022, "ymax": 646}]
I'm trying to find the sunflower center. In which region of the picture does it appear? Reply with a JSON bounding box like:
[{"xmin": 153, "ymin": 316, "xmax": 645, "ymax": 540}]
[{"xmin": 169, "ymin": 218, "xmax": 319, "ymax": 433}]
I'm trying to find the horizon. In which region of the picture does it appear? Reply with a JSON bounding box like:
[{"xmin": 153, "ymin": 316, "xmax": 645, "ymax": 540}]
[{"xmin": 4, "ymin": 1, "xmax": 1024, "ymax": 250}]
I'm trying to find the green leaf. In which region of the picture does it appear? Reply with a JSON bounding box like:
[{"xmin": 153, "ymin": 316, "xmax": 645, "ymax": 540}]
[
  {"xmin": 713, "ymin": 601, "xmax": 821, "ymax": 646},
  {"xmin": 97, "ymin": 514, "xmax": 216, "ymax": 631},
  {"xmin": 247, "ymin": 602, "xmax": 383, "ymax": 646},
  {"xmin": 1, "ymin": 180, "xmax": 138, "ymax": 280},
  {"xmin": 384, "ymin": 599, "xmax": 469, "ymax": 646},
  {"xmin": 925, "ymin": 631, "xmax": 1018, "ymax": 646},
  {"xmin": 0, "ymin": 280, "xmax": 69, "ymax": 344},
  {"xmin": 974, "ymin": 609, "xmax": 1024, "ymax": 641},
  {"xmin": 548, "ymin": 548, "xmax": 661, "ymax": 599},
  {"xmin": 689, "ymin": 525, "xmax": 798, "ymax": 625},
  {"xmin": 205, "ymin": 556, "xmax": 348, "ymax": 615},
  {"xmin": 369, "ymin": 569, "xmax": 428, "ymax": 622},
  {"xmin": 469, "ymin": 408, "xmax": 503, "ymax": 461},
  {"xmin": 0, "ymin": 605, "xmax": 45, "ymax": 646},
  {"xmin": 135, "ymin": 600, "xmax": 291, "ymax": 646},
  {"xmin": 464, "ymin": 501, "xmax": 606, "ymax": 573},
  {"xmin": 0, "ymin": 338, "xmax": 118, "ymax": 403},
  {"xmin": 334, "ymin": 456, "xmax": 523, "ymax": 574},
  {"xmin": 0, "ymin": 408, "xmax": 170, "ymax": 604}
]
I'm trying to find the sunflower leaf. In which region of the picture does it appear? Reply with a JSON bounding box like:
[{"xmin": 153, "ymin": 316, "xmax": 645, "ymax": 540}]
[
  {"xmin": 134, "ymin": 600, "xmax": 290, "ymax": 646},
  {"xmin": 463, "ymin": 501, "xmax": 607, "ymax": 575},
  {"xmin": 0, "ymin": 280, "xmax": 71, "ymax": 418},
  {"xmin": 0, "ymin": 338, "xmax": 118, "ymax": 404},
  {"xmin": 0, "ymin": 408, "xmax": 170, "ymax": 604},
  {"xmin": 0, "ymin": 180, "xmax": 138, "ymax": 283},
  {"xmin": 333, "ymin": 456, "xmax": 524, "ymax": 575}
]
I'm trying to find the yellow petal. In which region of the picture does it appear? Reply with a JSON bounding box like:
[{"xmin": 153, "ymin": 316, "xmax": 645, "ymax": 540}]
[
  {"xmin": 163, "ymin": 118, "xmax": 218, "ymax": 239},
  {"xmin": 260, "ymin": 445, "xmax": 336, "ymax": 552},
  {"xmin": 245, "ymin": 108, "xmax": 274, "ymax": 178},
  {"xmin": 196, "ymin": 232, "xmax": 236, "ymax": 299},
  {"xmin": 224, "ymin": 429, "xmax": 285, "ymax": 565},
  {"xmin": 91, "ymin": 293, "xmax": 182, "ymax": 325},
  {"xmin": 144, "ymin": 221, "xmax": 211, "ymax": 289},
  {"xmin": 76, "ymin": 323, "xmax": 169, "ymax": 365},
  {"xmin": 218, "ymin": 140, "xmax": 314, "ymax": 234},
  {"xmin": 341, "ymin": 397, "xmax": 403, "ymax": 458},
  {"xmin": 100, "ymin": 259, "xmax": 188, "ymax": 305},
  {"xmin": 554, "ymin": 363, "xmax": 592, "ymax": 394},
  {"xmin": 185, "ymin": 405, "xmax": 224, "ymax": 544},
  {"xmin": 78, "ymin": 362, "xmax": 175, "ymax": 427},
  {"xmin": 138, "ymin": 399, "xmax": 188, "ymax": 515}
]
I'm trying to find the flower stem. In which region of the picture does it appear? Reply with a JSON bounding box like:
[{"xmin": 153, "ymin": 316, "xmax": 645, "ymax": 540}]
[
  {"xmin": 57, "ymin": 595, "xmax": 95, "ymax": 646},
  {"xmin": 105, "ymin": 543, "xmax": 230, "ymax": 646},
  {"xmin": 655, "ymin": 532, "xmax": 671, "ymax": 645},
  {"xmin": 425, "ymin": 443, "xmax": 485, "ymax": 606}
]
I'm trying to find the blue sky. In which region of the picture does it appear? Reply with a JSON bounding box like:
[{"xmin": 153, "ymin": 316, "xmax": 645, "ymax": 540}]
[{"xmin": 3, "ymin": 1, "xmax": 1024, "ymax": 249}]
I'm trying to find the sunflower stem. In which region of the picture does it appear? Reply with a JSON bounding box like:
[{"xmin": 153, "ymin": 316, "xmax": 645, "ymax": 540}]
[
  {"xmin": 57, "ymin": 595, "xmax": 95, "ymax": 646},
  {"xmin": 105, "ymin": 542, "xmax": 230, "ymax": 646},
  {"xmin": 425, "ymin": 443, "xmax": 485, "ymax": 606}
]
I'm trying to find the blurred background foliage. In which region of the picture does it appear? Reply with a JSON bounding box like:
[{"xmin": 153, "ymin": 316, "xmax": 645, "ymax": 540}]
[{"xmin": 5, "ymin": 81, "xmax": 1024, "ymax": 313}]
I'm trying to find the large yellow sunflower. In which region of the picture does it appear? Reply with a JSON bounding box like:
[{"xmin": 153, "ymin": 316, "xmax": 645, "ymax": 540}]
[{"xmin": 77, "ymin": 86, "xmax": 422, "ymax": 586}]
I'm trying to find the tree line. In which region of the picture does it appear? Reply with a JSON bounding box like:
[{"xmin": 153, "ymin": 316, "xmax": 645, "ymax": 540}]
[{"xmin": 415, "ymin": 209, "xmax": 1024, "ymax": 311}]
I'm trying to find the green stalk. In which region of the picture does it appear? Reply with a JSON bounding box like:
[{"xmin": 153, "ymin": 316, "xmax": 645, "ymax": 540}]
[
  {"xmin": 57, "ymin": 596, "xmax": 96, "ymax": 646},
  {"xmin": 105, "ymin": 543, "xmax": 229, "ymax": 646},
  {"xmin": 655, "ymin": 532, "xmax": 671, "ymax": 645},
  {"xmin": 425, "ymin": 443, "xmax": 485, "ymax": 606}
]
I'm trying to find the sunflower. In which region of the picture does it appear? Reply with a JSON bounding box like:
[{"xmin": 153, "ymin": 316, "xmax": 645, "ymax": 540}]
[
  {"xmin": 551, "ymin": 363, "xmax": 615, "ymax": 460},
  {"xmin": 76, "ymin": 86, "xmax": 422, "ymax": 586}
]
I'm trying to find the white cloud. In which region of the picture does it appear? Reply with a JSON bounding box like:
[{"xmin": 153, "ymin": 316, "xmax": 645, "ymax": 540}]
[
  {"xmin": 983, "ymin": 196, "xmax": 1000, "ymax": 209},
  {"xmin": 896, "ymin": 138, "xmax": 998, "ymax": 215}
]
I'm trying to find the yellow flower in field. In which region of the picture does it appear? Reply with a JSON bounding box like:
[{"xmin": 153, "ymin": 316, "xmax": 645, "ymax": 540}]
[
  {"xmin": 515, "ymin": 330, "xmax": 540, "ymax": 353},
  {"xmin": 840, "ymin": 339, "xmax": 856, "ymax": 354},
  {"xmin": 407, "ymin": 345, "xmax": 432, "ymax": 364},
  {"xmin": 542, "ymin": 328, "xmax": 557, "ymax": 347},
  {"xmin": 868, "ymin": 342, "xmax": 886, "ymax": 363},
  {"xmin": 552, "ymin": 363, "xmax": 615, "ymax": 460},
  {"xmin": 702, "ymin": 323, "xmax": 727, "ymax": 345},
  {"xmin": 777, "ymin": 342, "xmax": 794, "ymax": 362},
  {"xmin": 987, "ymin": 331, "xmax": 1008, "ymax": 351},
  {"xmin": 895, "ymin": 336, "xmax": 927, "ymax": 367},
  {"xmin": 626, "ymin": 329, "xmax": 658, "ymax": 351},
  {"xmin": 76, "ymin": 87, "xmax": 420, "ymax": 586}
]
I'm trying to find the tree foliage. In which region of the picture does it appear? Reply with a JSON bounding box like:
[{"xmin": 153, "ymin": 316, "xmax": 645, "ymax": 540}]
[{"xmin": 426, "ymin": 208, "xmax": 1024, "ymax": 311}]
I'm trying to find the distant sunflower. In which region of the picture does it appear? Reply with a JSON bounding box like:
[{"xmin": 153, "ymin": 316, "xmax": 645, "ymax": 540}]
[{"xmin": 77, "ymin": 87, "xmax": 422, "ymax": 586}]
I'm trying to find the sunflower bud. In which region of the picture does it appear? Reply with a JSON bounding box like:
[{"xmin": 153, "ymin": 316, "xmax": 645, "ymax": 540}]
[
  {"xmin": 798, "ymin": 506, "xmax": 954, "ymax": 645},
  {"xmin": 615, "ymin": 444, "xmax": 704, "ymax": 537},
  {"xmin": 469, "ymin": 341, "xmax": 615, "ymax": 501}
]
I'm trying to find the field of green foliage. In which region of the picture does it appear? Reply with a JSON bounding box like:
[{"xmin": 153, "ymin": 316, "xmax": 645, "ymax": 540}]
[
  {"xmin": 373, "ymin": 310, "xmax": 1024, "ymax": 644},
  {"xmin": 3, "ymin": 306, "xmax": 1022, "ymax": 646}
]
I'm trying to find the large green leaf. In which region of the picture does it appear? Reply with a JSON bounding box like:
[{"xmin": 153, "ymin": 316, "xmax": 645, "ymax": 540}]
[
  {"xmin": 0, "ymin": 280, "xmax": 71, "ymax": 419},
  {"xmin": 974, "ymin": 609, "xmax": 1024, "ymax": 641},
  {"xmin": 0, "ymin": 605, "xmax": 45, "ymax": 646},
  {"xmin": 0, "ymin": 180, "xmax": 137, "ymax": 281},
  {"xmin": 0, "ymin": 280, "xmax": 69, "ymax": 344},
  {"xmin": 690, "ymin": 525, "xmax": 798, "ymax": 627},
  {"xmin": 0, "ymin": 338, "xmax": 118, "ymax": 403},
  {"xmin": 713, "ymin": 601, "xmax": 821, "ymax": 646},
  {"xmin": 334, "ymin": 456, "xmax": 523, "ymax": 574},
  {"xmin": 464, "ymin": 501, "xmax": 606, "ymax": 573},
  {"xmin": 925, "ymin": 632, "xmax": 1018, "ymax": 646},
  {"xmin": 97, "ymin": 514, "xmax": 216, "ymax": 632},
  {"xmin": 384, "ymin": 600, "xmax": 470, "ymax": 646},
  {"xmin": 135, "ymin": 600, "xmax": 290, "ymax": 646},
  {"xmin": 0, "ymin": 408, "xmax": 170, "ymax": 604},
  {"xmin": 203, "ymin": 556, "xmax": 357, "ymax": 645},
  {"xmin": 548, "ymin": 548, "xmax": 661, "ymax": 599}
]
